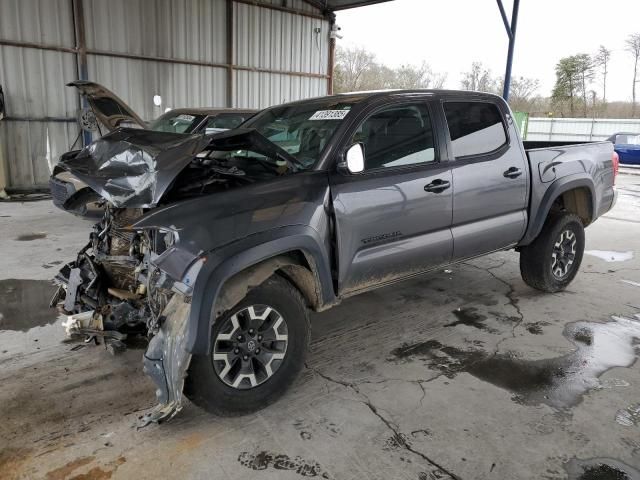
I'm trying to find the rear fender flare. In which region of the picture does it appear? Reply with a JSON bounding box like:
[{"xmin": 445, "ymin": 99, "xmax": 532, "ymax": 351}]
[
  {"xmin": 186, "ymin": 225, "xmax": 335, "ymax": 354},
  {"xmin": 520, "ymin": 174, "xmax": 596, "ymax": 245}
]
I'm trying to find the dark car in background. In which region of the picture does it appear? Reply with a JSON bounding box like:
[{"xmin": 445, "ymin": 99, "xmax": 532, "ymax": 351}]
[
  {"xmin": 607, "ymin": 132, "xmax": 640, "ymax": 165},
  {"xmin": 49, "ymin": 81, "xmax": 255, "ymax": 216}
]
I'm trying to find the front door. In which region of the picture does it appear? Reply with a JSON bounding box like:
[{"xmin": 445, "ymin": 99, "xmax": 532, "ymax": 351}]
[{"xmin": 329, "ymin": 101, "xmax": 453, "ymax": 296}]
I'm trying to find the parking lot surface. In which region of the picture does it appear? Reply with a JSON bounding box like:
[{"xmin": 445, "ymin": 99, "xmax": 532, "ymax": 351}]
[{"xmin": 1, "ymin": 174, "xmax": 640, "ymax": 480}]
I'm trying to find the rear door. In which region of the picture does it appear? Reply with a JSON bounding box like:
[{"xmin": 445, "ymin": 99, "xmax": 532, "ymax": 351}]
[
  {"xmin": 329, "ymin": 100, "xmax": 453, "ymax": 295},
  {"xmin": 442, "ymin": 100, "xmax": 528, "ymax": 260}
]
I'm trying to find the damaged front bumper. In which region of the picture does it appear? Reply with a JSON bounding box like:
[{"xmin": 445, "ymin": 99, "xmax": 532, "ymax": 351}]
[
  {"xmin": 140, "ymin": 294, "xmax": 192, "ymax": 426},
  {"xmin": 52, "ymin": 218, "xmax": 205, "ymax": 425}
]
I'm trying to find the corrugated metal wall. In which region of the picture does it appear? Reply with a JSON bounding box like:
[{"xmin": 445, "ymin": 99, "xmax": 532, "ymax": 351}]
[
  {"xmin": 84, "ymin": 0, "xmax": 229, "ymax": 121},
  {"xmin": 0, "ymin": 0, "xmax": 329, "ymax": 189},
  {"xmin": 526, "ymin": 117, "xmax": 640, "ymax": 142},
  {"xmin": 0, "ymin": 0, "xmax": 80, "ymax": 189},
  {"xmin": 233, "ymin": 1, "xmax": 328, "ymax": 108}
]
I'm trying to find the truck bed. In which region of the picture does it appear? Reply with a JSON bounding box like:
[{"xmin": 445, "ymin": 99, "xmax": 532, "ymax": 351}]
[{"xmin": 519, "ymin": 139, "xmax": 616, "ymax": 245}]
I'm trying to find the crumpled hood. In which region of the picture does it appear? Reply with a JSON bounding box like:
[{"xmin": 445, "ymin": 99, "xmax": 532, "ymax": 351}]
[
  {"xmin": 57, "ymin": 128, "xmax": 211, "ymax": 208},
  {"xmin": 57, "ymin": 127, "xmax": 301, "ymax": 208}
]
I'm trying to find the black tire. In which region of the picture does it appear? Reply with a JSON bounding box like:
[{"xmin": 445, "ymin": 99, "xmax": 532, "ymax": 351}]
[
  {"xmin": 185, "ymin": 275, "xmax": 310, "ymax": 416},
  {"xmin": 520, "ymin": 212, "xmax": 585, "ymax": 293}
]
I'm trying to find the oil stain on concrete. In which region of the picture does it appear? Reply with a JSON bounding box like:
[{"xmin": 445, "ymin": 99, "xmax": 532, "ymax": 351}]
[
  {"xmin": 238, "ymin": 451, "xmax": 331, "ymax": 478},
  {"xmin": 14, "ymin": 232, "xmax": 47, "ymax": 241},
  {"xmin": 445, "ymin": 308, "xmax": 488, "ymax": 330},
  {"xmin": 0, "ymin": 279, "xmax": 58, "ymax": 331},
  {"xmin": 390, "ymin": 314, "xmax": 640, "ymax": 410},
  {"xmin": 525, "ymin": 321, "xmax": 550, "ymax": 335},
  {"xmin": 564, "ymin": 457, "xmax": 640, "ymax": 480}
]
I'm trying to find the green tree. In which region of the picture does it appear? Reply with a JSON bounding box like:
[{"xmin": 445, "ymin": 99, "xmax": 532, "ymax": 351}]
[
  {"xmin": 552, "ymin": 55, "xmax": 593, "ymax": 117},
  {"xmin": 552, "ymin": 57, "xmax": 579, "ymax": 116}
]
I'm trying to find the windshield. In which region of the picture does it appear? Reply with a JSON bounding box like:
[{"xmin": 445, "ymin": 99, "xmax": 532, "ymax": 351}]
[
  {"xmin": 149, "ymin": 112, "xmax": 206, "ymax": 134},
  {"xmin": 233, "ymin": 100, "xmax": 355, "ymax": 169}
]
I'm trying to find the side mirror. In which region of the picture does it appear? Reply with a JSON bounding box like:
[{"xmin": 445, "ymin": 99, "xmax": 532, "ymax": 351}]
[{"xmin": 342, "ymin": 143, "xmax": 365, "ymax": 174}]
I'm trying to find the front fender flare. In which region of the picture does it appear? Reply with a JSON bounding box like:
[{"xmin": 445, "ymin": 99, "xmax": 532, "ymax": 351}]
[{"xmin": 186, "ymin": 225, "xmax": 335, "ymax": 355}]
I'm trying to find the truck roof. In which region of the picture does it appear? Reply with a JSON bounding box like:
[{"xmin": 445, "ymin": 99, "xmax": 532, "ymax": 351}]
[
  {"xmin": 162, "ymin": 107, "xmax": 257, "ymax": 115},
  {"xmin": 273, "ymin": 89, "xmax": 506, "ymax": 109}
]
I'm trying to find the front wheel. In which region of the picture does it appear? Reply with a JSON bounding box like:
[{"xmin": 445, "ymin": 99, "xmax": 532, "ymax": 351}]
[
  {"xmin": 520, "ymin": 212, "xmax": 585, "ymax": 293},
  {"xmin": 185, "ymin": 275, "xmax": 310, "ymax": 416}
]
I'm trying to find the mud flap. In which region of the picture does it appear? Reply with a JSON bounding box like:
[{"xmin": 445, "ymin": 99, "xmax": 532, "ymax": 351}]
[{"xmin": 139, "ymin": 294, "xmax": 192, "ymax": 427}]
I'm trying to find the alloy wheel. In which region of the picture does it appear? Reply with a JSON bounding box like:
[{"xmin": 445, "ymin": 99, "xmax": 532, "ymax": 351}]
[
  {"xmin": 551, "ymin": 229, "xmax": 577, "ymax": 279},
  {"xmin": 212, "ymin": 305, "xmax": 289, "ymax": 389}
]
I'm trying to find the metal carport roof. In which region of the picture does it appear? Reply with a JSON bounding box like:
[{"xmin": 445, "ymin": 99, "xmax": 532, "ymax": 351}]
[{"xmin": 312, "ymin": 0, "xmax": 521, "ymax": 100}]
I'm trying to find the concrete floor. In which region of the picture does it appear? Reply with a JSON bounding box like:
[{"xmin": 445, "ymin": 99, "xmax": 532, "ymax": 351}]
[{"xmin": 1, "ymin": 174, "xmax": 640, "ymax": 480}]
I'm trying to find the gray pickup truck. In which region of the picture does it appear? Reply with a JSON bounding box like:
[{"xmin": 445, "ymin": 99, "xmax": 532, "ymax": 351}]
[{"xmin": 52, "ymin": 89, "xmax": 618, "ymax": 423}]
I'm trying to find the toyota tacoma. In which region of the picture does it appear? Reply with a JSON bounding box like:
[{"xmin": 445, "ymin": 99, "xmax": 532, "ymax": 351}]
[{"xmin": 51, "ymin": 90, "xmax": 618, "ymax": 423}]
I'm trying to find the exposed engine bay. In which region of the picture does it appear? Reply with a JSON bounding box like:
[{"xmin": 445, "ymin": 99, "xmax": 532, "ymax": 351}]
[
  {"xmin": 52, "ymin": 204, "xmax": 197, "ymax": 424},
  {"xmin": 55, "ymin": 207, "xmax": 168, "ymax": 347},
  {"xmin": 51, "ymin": 126, "xmax": 301, "ymax": 424}
]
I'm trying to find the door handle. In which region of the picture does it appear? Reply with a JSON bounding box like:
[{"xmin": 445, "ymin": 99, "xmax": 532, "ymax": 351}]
[
  {"xmin": 424, "ymin": 179, "xmax": 451, "ymax": 193},
  {"xmin": 503, "ymin": 167, "xmax": 523, "ymax": 178}
]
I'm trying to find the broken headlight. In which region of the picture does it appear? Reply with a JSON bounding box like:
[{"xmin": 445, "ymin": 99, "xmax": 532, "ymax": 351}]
[{"xmin": 146, "ymin": 227, "xmax": 179, "ymax": 255}]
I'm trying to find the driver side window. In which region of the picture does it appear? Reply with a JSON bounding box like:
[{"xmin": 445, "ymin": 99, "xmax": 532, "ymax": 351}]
[{"xmin": 352, "ymin": 103, "xmax": 436, "ymax": 170}]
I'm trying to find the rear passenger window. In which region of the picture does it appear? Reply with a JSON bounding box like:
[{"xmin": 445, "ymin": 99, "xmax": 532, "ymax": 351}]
[
  {"xmin": 352, "ymin": 103, "xmax": 436, "ymax": 170},
  {"xmin": 444, "ymin": 102, "xmax": 507, "ymax": 158}
]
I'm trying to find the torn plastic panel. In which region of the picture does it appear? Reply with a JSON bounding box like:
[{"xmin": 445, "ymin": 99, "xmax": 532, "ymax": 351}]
[
  {"xmin": 56, "ymin": 128, "xmax": 212, "ymax": 208},
  {"xmin": 140, "ymin": 294, "xmax": 192, "ymax": 426}
]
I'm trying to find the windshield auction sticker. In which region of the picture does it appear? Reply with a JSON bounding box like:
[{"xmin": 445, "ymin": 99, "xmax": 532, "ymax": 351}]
[{"xmin": 309, "ymin": 110, "xmax": 350, "ymax": 121}]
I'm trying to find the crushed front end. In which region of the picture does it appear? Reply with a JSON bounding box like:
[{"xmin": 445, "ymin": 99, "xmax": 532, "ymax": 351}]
[
  {"xmin": 52, "ymin": 205, "xmax": 202, "ymax": 424},
  {"xmin": 50, "ymin": 126, "xmax": 297, "ymax": 423}
]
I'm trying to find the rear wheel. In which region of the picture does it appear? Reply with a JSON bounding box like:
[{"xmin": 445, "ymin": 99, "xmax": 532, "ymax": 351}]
[
  {"xmin": 185, "ymin": 275, "xmax": 310, "ymax": 416},
  {"xmin": 520, "ymin": 212, "xmax": 585, "ymax": 293}
]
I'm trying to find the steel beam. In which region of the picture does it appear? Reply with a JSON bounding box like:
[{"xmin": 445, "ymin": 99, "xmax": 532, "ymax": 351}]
[
  {"xmin": 3, "ymin": 117, "xmax": 75, "ymax": 123},
  {"xmin": 327, "ymin": 17, "xmax": 336, "ymax": 94},
  {"xmin": 0, "ymin": 40, "xmax": 329, "ymax": 81},
  {"xmin": 498, "ymin": 0, "xmax": 520, "ymax": 101},
  {"xmin": 0, "ymin": 39, "xmax": 76, "ymax": 54},
  {"xmin": 233, "ymin": 0, "xmax": 326, "ymax": 19},
  {"xmin": 71, "ymin": 0, "xmax": 92, "ymax": 147},
  {"xmin": 227, "ymin": 0, "xmax": 235, "ymax": 107}
]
